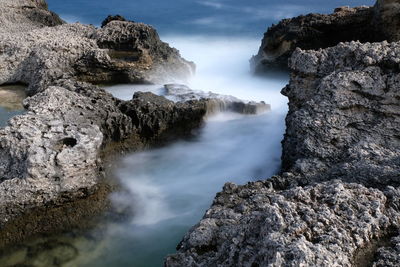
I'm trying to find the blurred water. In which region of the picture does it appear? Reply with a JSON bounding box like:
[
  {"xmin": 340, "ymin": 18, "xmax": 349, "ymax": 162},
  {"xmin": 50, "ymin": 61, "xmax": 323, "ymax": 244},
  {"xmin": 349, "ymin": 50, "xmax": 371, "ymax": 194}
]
[
  {"xmin": 83, "ymin": 36, "xmax": 288, "ymax": 267},
  {"xmin": 1, "ymin": 0, "xmax": 376, "ymax": 266}
]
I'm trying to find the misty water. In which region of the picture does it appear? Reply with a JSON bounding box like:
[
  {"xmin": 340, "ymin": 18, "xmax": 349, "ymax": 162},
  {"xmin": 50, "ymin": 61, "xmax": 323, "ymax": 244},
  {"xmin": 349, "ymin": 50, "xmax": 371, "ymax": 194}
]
[
  {"xmin": 86, "ymin": 37, "xmax": 288, "ymax": 267},
  {"xmin": 0, "ymin": 1, "xmax": 375, "ymax": 266}
]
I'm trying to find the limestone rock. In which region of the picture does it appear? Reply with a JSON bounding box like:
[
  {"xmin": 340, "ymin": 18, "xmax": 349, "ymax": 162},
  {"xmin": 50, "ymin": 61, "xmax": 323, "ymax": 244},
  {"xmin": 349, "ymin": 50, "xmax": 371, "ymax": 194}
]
[
  {"xmin": 251, "ymin": 6, "xmax": 377, "ymax": 72},
  {"xmin": 0, "ymin": 0, "xmax": 64, "ymax": 33},
  {"xmin": 164, "ymin": 84, "xmax": 270, "ymax": 115},
  {"xmin": 101, "ymin": 15, "xmax": 132, "ymax": 28},
  {"xmin": 282, "ymin": 41, "xmax": 400, "ymax": 188},
  {"xmin": 251, "ymin": 0, "xmax": 400, "ymax": 72},
  {"xmin": 0, "ymin": 80, "xmax": 208, "ymax": 234},
  {"xmin": 166, "ymin": 180, "xmax": 400, "ymax": 266},
  {"xmin": 167, "ymin": 28, "xmax": 400, "ymax": 267},
  {"xmin": 0, "ymin": 10, "xmax": 194, "ymax": 95}
]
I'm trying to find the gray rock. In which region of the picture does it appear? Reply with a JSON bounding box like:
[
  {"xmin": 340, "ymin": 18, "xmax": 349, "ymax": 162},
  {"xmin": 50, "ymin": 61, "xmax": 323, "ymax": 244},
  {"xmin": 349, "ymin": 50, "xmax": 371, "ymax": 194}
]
[
  {"xmin": 167, "ymin": 30, "xmax": 400, "ymax": 267},
  {"xmin": 0, "ymin": 10, "xmax": 194, "ymax": 95},
  {"xmin": 0, "ymin": 0, "xmax": 64, "ymax": 33},
  {"xmin": 101, "ymin": 15, "xmax": 132, "ymax": 28},
  {"xmin": 373, "ymin": 235, "xmax": 400, "ymax": 266},
  {"xmin": 0, "ymin": 80, "xmax": 209, "ymax": 235},
  {"xmin": 166, "ymin": 180, "xmax": 400, "ymax": 266},
  {"xmin": 164, "ymin": 84, "xmax": 270, "ymax": 115},
  {"xmin": 0, "ymin": 0, "xmax": 206, "ymax": 245},
  {"xmin": 282, "ymin": 41, "xmax": 400, "ymax": 188},
  {"xmin": 251, "ymin": 0, "xmax": 400, "ymax": 72},
  {"xmin": 374, "ymin": 0, "xmax": 400, "ymax": 42}
]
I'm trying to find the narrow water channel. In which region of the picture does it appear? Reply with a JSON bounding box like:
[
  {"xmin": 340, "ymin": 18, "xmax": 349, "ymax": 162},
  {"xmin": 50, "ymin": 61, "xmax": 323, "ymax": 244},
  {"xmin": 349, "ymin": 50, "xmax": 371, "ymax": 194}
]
[
  {"xmin": 0, "ymin": 0, "xmax": 376, "ymax": 265},
  {"xmin": 81, "ymin": 37, "xmax": 288, "ymax": 267}
]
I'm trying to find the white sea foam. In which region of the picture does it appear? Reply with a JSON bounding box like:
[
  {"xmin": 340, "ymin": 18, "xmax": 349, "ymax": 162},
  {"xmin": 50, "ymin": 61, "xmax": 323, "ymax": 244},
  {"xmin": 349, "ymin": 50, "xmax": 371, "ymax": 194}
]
[{"xmin": 105, "ymin": 36, "xmax": 288, "ymax": 228}]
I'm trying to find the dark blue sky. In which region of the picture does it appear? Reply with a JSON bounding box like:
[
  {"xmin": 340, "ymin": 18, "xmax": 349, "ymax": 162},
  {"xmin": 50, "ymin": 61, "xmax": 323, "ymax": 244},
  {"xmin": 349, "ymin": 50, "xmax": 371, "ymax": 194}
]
[{"xmin": 48, "ymin": 0, "xmax": 376, "ymax": 36}]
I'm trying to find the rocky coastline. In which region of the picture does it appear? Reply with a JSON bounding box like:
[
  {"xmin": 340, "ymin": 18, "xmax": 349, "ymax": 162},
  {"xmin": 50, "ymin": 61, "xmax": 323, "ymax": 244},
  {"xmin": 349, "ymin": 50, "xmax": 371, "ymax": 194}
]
[
  {"xmin": 1, "ymin": 0, "xmax": 400, "ymax": 266},
  {"xmin": 167, "ymin": 0, "xmax": 400, "ymax": 266},
  {"xmin": 0, "ymin": 0, "xmax": 268, "ymax": 248},
  {"xmin": 250, "ymin": 0, "xmax": 400, "ymax": 73}
]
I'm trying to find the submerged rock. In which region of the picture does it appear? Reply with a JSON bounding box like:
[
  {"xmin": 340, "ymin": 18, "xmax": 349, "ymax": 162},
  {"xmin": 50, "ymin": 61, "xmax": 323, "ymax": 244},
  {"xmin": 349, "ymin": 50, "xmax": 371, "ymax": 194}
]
[
  {"xmin": 164, "ymin": 84, "xmax": 270, "ymax": 115},
  {"xmin": 251, "ymin": 0, "xmax": 400, "ymax": 72}
]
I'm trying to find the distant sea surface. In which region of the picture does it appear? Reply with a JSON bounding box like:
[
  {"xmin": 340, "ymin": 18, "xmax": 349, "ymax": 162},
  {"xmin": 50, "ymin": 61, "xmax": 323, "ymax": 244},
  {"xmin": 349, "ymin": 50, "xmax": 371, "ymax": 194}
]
[{"xmin": 49, "ymin": 0, "xmax": 375, "ymax": 37}]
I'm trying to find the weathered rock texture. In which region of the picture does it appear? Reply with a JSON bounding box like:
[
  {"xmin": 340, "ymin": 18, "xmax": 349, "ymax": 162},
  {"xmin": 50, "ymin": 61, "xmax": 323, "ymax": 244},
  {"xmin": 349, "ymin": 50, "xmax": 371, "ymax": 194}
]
[
  {"xmin": 282, "ymin": 41, "xmax": 400, "ymax": 188},
  {"xmin": 374, "ymin": 0, "xmax": 400, "ymax": 42},
  {"xmin": 0, "ymin": 0, "xmax": 193, "ymax": 245},
  {"xmin": 0, "ymin": 0, "xmax": 64, "ymax": 33},
  {"xmin": 0, "ymin": 8, "xmax": 194, "ymax": 95},
  {"xmin": 164, "ymin": 84, "xmax": 270, "ymax": 115},
  {"xmin": 0, "ymin": 80, "xmax": 209, "ymax": 236},
  {"xmin": 0, "ymin": 0, "xmax": 271, "ymax": 247},
  {"xmin": 251, "ymin": 0, "xmax": 400, "ymax": 72},
  {"xmin": 166, "ymin": 180, "xmax": 400, "ymax": 266},
  {"xmin": 167, "ymin": 35, "xmax": 400, "ymax": 267}
]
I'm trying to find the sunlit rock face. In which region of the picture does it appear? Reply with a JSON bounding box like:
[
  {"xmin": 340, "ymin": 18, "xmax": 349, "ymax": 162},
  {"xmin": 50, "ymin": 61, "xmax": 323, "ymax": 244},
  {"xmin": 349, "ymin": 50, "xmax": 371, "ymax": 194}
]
[{"xmin": 282, "ymin": 41, "xmax": 400, "ymax": 188}]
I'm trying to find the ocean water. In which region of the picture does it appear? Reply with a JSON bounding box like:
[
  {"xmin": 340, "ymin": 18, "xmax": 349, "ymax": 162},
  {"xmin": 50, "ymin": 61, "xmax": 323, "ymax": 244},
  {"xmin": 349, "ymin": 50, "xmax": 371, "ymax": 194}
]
[
  {"xmin": 0, "ymin": 85, "xmax": 26, "ymax": 127},
  {"xmin": 1, "ymin": 1, "xmax": 375, "ymax": 266},
  {"xmin": 49, "ymin": 0, "xmax": 374, "ymax": 37}
]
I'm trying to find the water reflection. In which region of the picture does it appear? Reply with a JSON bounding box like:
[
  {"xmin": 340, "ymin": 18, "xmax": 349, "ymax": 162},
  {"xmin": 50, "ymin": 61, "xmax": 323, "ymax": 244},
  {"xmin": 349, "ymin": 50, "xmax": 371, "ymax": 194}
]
[{"xmin": 0, "ymin": 85, "xmax": 26, "ymax": 127}]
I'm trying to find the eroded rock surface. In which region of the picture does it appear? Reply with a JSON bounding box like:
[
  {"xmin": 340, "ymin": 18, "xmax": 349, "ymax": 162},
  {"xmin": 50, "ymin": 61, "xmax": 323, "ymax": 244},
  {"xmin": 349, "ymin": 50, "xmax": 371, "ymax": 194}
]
[
  {"xmin": 0, "ymin": 0, "xmax": 210, "ymax": 246},
  {"xmin": 166, "ymin": 180, "xmax": 400, "ymax": 266},
  {"xmin": 0, "ymin": 0, "xmax": 64, "ymax": 33},
  {"xmin": 251, "ymin": 0, "xmax": 400, "ymax": 72},
  {"xmin": 167, "ymin": 38, "xmax": 400, "ymax": 267},
  {"xmin": 0, "ymin": 80, "xmax": 208, "ymax": 241},
  {"xmin": 164, "ymin": 84, "xmax": 270, "ymax": 115},
  {"xmin": 0, "ymin": 10, "xmax": 194, "ymax": 95},
  {"xmin": 282, "ymin": 41, "xmax": 400, "ymax": 188}
]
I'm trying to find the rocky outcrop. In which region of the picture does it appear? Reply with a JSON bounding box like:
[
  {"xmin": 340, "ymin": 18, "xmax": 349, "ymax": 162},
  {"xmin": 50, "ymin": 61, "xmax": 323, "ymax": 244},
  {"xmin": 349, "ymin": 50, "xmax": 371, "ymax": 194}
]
[
  {"xmin": 0, "ymin": 0, "xmax": 272, "ymax": 247},
  {"xmin": 101, "ymin": 15, "xmax": 132, "ymax": 28},
  {"xmin": 0, "ymin": 0, "xmax": 64, "ymax": 33},
  {"xmin": 374, "ymin": 0, "xmax": 400, "ymax": 42},
  {"xmin": 167, "ymin": 39, "xmax": 400, "ymax": 267},
  {"xmin": 0, "ymin": 80, "xmax": 209, "ymax": 244},
  {"xmin": 164, "ymin": 84, "xmax": 270, "ymax": 115},
  {"xmin": 166, "ymin": 180, "xmax": 400, "ymax": 266},
  {"xmin": 0, "ymin": 12, "xmax": 194, "ymax": 95},
  {"xmin": 251, "ymin": 0, "xmax": 400, "ymax": 72},
  {"xmin": 282, "ymin": 41, "xmax": 400, "ymax": 188}
]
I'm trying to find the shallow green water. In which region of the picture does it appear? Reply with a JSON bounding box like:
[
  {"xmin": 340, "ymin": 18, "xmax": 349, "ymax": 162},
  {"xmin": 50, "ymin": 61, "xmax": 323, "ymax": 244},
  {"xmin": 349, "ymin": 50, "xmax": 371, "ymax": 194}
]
[{"xmin": 0, "ymin": 85, "xmax": 26, "ymax": 127}]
